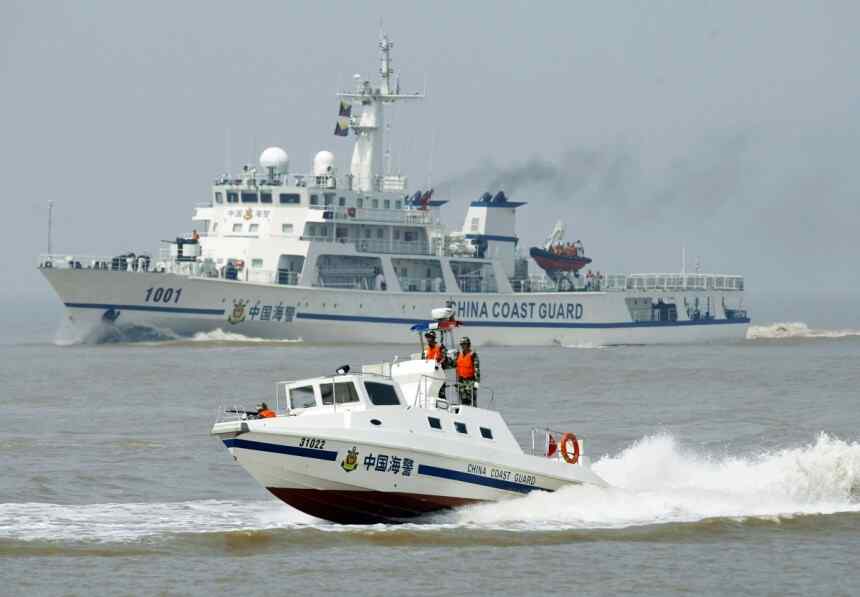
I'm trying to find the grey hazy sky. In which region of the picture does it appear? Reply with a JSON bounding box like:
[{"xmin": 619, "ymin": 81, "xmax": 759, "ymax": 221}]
[{"xmin": 3, "ymin": 0, "xmax": 859, "ymax": 305}]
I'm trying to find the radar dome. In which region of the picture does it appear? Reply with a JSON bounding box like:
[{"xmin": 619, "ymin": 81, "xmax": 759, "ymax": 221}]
[
  {"xmin": 313, "ymin": 150, "xmax": 335, "ymax": 176},
  {"xmin": 260, "ymin": 146, "xmax": 289, "ymax": 174}
]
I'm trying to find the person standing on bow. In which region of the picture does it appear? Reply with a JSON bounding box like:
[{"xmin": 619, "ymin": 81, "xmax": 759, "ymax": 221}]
[{"xmin": 454, "ymin": 336, "xmax": 480, "ymax": 406}]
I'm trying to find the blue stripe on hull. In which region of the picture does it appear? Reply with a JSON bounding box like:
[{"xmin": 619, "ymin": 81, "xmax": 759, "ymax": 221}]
[
  {"xmin": 63, "ymin": 301, "xmax": 749, "ymax": 329},
  {"xmin": 223, "ymin": 438, "xmax": 338, "ymax": 461},
  {"xmin": 297, "ymin": 312, "xmax": 750, "ymax": 329},
  {"xmin": 417, "ymin": 464, "xmax": 549, "ymax": 494},
  {"xmin": 221, "ymin": 438, "xmax": 548, "ymax": 494},
  {"xmin": 65, "ymin": 302, "xmax": 225, "ymax": 316}
]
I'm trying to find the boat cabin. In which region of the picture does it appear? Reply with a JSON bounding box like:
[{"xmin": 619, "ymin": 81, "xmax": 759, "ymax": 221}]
[{"xmin": 274, "ymin": 373, "xmax": 404, "ymax": 415}]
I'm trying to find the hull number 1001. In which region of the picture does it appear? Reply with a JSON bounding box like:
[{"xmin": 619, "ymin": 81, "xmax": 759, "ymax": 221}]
[{"xmin": 144, "ymin": 287, "xmax": 183, "ymax": 304}]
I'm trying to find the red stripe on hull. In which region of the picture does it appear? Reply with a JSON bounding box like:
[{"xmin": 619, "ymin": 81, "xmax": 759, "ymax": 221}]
[{"xmin": 267, "ymin": 487, "xmax": 482, "ymax": 524}]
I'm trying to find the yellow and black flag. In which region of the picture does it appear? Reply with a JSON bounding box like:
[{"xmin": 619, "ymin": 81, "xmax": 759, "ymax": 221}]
[
  {"xmin": 338, "ymin": 100, "xmax": 352, "ymax": 118},
  {"xmin": 333, "ymin": 117, "xmax": 350, "ymax": 137}
]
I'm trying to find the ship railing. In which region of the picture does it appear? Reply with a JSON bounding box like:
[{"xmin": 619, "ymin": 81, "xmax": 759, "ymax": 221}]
[
  {"xmin": 510, "ymin": 276, "xmax": 560, "ymax": 293},
  {"xmin": 412, "ymin": 374, "xmax": 495, "ymax": 411},
  {"xmin": 623, "ymin": 273, "xmax": 745, "ymax": 291},
  {"xmin": 36, "ymin": 253, "xmax": 290, "ymax": 285},
  {"xmin": 355, "ymin": 238, "xmax": 431, "ymax": 256},
  {"xmin": 310, "ymin": 205, "xmax": 433, "ymax": 225},
  {"xmin": 454, "ymin": 276, "xmax": 498, "ymax": 294},
  {"xmin": 299, "ymin": 235, "xmax": 434, "ymax": 256},
  {"xmin": 38, "ymin": 253, "xmax": 158, "ymax": 272},
  {"xmin": 398, "ymin": 277, "xmax": 447, "ymax": 293},
  {"xmin": 529, "ymin": 427, "xmax": 586, "ymax": 462}
]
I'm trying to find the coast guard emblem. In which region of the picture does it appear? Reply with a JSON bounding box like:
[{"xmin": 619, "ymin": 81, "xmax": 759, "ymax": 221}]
[
  {"xmin": 340, "ymin": 447, "xmax": 359, "ymax": 472},
  {"xmin": 243, "ymin": 207, "xmax": 253, "ymax": 220},
  {"xmin": 227, "ymin": 299, "xmax": 248, "ymax": 325}
]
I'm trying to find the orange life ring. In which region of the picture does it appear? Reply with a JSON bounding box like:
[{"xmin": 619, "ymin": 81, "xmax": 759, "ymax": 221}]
[{"xmin": 560, "ymin": 432, "xmax": 580, "ymax": 464}]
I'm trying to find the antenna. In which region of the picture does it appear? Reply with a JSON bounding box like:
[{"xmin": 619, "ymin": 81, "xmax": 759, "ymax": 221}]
[
  {"xmin": 47, "ymin": 200, "xmax": 54, "ymax": 254},
  {"xmin": 225, "ymin": 128, "xmax": 231, "ymax": 174},
  {"xmin": 427, "ymin": 128, "xmax": 436, "ymax": 188},
  {"xmin": 681, "ymin": 247, "xmax": 686, "ymax": 275}
]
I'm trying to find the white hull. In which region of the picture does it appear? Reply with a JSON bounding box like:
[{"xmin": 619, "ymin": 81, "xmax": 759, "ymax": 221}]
[
  {"xmin": 42, "ymin": 269, "xmax": 749, "ymax": 346},
  {"xmin": 215, "ymin": 426, "xmax": 603, "ymax": 524}
]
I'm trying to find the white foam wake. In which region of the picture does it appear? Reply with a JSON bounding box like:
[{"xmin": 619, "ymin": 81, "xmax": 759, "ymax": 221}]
[
  {"xmin": 453, "ymin": 433, "xmax": 860, "ymax": 529},
  {"xmin": 5, "ymin": 434, "xmax": 858, "ymax": 540},
  {"xmin": 187, "ymin": 329, "xmax": 302, "ymax": 343},
  {"xmin": 0, "ymin": 499, "xmax": 314, "ymax": 542},
  {"xmin": 747, "ymin": 322, "xmax": 860, "ymax": 340}
]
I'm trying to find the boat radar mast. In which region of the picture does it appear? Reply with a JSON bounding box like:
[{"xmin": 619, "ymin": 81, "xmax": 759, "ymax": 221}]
[{"xmin": 337, "ymin": 32, "xmax": 424, "ymax": 192}]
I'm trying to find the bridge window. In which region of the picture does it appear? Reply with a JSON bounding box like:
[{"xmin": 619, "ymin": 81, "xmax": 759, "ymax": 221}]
[
  {"xmin": 309, "ymin": 194, "xmax": 319, "ymax": 205},
  {"xmin": 282, "ymin": 223, "xmax": 293, "ymax": 234},
  {"xmin": 357, "ymin": 197, "xmax": 364, "ymax": 208},
  {"xmin": 215, "ymin": 192, "xmax": 223, "ymax": 204},
  {"xmin": 320, "ymin": 381, "xmax": 360, "ymax": 405},
  {"xmin": 241, "ymin": 192, "xmax": 258, "ymax": 203},
  {"xmin": 428, "ymin": 417, "xmax": 442, "ymax": 430},
  {"xmin": 260, "ymin": 192, "xmax": 272, "ymax": 204},
  {"xmin": 227, "ymin": 192, "xmax": 239, "ymax": 203},
  {"xmin": 395, "ymin": 200, "xmax": 402, "ymax": 209},
  {"xmin": 251, "ymin": 258, "xmax": 263, "ymax": 268},
  {"xmin": 454, "ymin": 422, "xmax": 467, "ymax": 434},
  {"xmin": 384, "ymin": 200, "xmax": 391, "ymax": 209},
  {"xmin": 339, "ymin": 196, "xmax": 346, "ymax": 207},
  {"xmin": 480, "ymin": 427, "xmax": 493, "ymax": 439},
  {"xmin": 372, "ymin": 198, "xmax": 379, "ymax": 208},
  {"xmin": 232, "ymin": 223, "xmax": 242, "ymax": 233},
  {"xmin": 280, "ymin": 193, "xmax": 301, "ymax": 204},
  {"xmin": 324, "ymin": 193, "xmax": 335, "ymax": 206},
  {"xmin": 289, "ymin": 385, "xmax": 316, "ymax": 409},
  {"xmin": 249, "ymin": 223, "xmax": 259, "ymax": 233},
  {"xmin": 364, "ymin": 382, "xmax": 400, "ymax": 406}
]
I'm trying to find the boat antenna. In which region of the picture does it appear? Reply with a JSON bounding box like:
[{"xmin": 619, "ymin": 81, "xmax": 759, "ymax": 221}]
[
  {"xmin": 224, "ymin": 128, "xmax": 231, "ymax": 175},
  {"xmin": 681, "ymin": 247, "xmax": 686, "ymax": 275},
  {"xmin": 426, "ymin": 127, "xmax": 436, "ymax": 188},
  {"xmin": 47, "ymin": 200, "xmax": 54, "ymax": 254}
]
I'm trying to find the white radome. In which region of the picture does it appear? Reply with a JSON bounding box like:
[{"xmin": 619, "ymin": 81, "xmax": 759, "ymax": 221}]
[
  {"xmin": 259, "ymin": 146, "xmax": 289, "ymax": 174},
  {"xmin": 313, "ymin": 150, "xmax": 335, "ymax": 176}
]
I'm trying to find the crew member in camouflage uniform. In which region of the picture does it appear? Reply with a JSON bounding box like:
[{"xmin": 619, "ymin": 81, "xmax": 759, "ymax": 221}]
[{"xmin": 454, "ymin": 336, "xmax": 480, "ymax": 406}]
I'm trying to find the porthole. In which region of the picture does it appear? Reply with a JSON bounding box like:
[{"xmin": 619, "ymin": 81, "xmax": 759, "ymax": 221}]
[{"xmin": 370, "ymin": 419, "xmax": 382, "ymax": 426}]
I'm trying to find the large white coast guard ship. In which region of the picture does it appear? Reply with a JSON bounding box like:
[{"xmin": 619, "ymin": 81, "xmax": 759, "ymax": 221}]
[{"xmin": 38, "ymin": 32, "xmax": 749, "ymax": 346}]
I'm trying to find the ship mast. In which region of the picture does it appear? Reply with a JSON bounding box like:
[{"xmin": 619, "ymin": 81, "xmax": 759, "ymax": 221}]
[{"xmin": 338, "ymin": 31, "xmax": 423, "ymax": 192}]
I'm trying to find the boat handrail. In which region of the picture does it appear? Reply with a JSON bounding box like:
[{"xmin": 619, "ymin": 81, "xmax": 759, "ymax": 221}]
[
  {"xmin": 529, "ymin": 426, "xmax": 585, "ymax": 459},
  {"xmin": 412, "ymin": 374, "xmax": 495, "ymax": 411}
]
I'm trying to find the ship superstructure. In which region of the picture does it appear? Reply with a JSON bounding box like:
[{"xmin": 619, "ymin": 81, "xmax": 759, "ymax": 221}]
[{"xmin": 38, "ymin": 32, "xmax": 749, "ymax": 345}]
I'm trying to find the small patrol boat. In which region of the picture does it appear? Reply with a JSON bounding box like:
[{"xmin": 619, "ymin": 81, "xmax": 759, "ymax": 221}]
[{"xmin": 211, "ymin": 309, "xmax": 608, "ymax": 524}]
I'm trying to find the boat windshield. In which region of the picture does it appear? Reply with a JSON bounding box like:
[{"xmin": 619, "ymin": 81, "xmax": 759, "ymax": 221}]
[
  {"xmin": 289, "ymin": 385, "xmax": 316, "ymax": 409},
  {"xmin": 321, "ymin": 381, "xmax": 361, "ymax": 405},
  {"xmin": 364, "ymin": 382, "xmax": 400, "ymax": 406}
]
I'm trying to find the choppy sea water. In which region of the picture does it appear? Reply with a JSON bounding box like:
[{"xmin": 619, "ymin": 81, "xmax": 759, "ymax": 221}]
[{"xmin": 2, "ymin": 321, "xmax": 860, "ymax": 596}]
